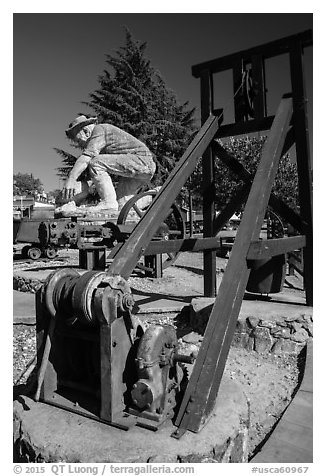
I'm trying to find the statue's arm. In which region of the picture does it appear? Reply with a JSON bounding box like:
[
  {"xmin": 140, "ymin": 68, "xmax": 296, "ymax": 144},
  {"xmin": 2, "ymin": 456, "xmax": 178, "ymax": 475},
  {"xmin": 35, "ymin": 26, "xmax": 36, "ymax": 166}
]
[
  {"xmin": 63, "ymin": 125, "xmax": 106, "ymax": 200},
  {"xmin": 68, "ymin": 154, "xmax": 92, "ymax": 181}
]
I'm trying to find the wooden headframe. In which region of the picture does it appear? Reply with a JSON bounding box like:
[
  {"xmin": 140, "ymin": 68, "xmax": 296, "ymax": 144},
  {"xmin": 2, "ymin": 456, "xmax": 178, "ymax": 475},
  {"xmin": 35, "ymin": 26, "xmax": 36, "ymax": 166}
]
[
  {"xmin": 194, "ymin": 30, "xmax": 313, "ymax": 302},
  {"xmin": 107, "ymin": 30, "xmax": 312, "ymax": 437}
]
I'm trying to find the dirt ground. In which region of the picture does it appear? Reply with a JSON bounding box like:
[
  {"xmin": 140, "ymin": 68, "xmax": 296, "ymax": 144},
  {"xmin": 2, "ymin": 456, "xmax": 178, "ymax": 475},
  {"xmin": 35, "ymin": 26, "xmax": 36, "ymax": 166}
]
[{"xmin": 13, "ymin": 250, "xmax": 304, "ymax": 459}]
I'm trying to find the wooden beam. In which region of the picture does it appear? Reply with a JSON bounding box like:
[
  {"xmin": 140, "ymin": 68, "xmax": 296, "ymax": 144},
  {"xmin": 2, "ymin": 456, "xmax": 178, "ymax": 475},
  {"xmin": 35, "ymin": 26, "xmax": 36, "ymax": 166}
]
[
  {"xmin": 251, "ymin": 54, "xmax": 267, "ymax": 119},
  {"xmin": 142, "ymin": 236, "xmax": 223, "ymax": 255},
  {"xmin": 289, "ymin": 40, "xmax": 313, "ymax": 305},
  {"xmin": 215, "ymin": 116, "xmax": 274, "ymax": 138},
  {"xmin": 201, "ymin": 69, "xmax": 217, "ymax": 297},
  {"xmin": 247, "ymin": 235, "xmax": 306, "ymax": 260},
  {"xmin": 192, "ymin": 30, "xmax": 312, "ymax": 77},
  {"xmin": 174, "ymin": 96, "xmax": 293, "ymax": 436}
]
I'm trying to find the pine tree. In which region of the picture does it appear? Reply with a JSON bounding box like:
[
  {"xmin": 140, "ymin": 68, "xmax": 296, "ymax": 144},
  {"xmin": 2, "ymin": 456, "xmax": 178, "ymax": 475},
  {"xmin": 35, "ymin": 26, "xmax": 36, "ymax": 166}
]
[{"xmin": 56, "ymin": 29, "xmax": 197, "ymax": 186}]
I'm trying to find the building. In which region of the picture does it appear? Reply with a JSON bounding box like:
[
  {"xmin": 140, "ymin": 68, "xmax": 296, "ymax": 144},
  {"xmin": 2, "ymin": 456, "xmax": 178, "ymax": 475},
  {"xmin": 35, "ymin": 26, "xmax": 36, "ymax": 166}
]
[{"xmin": 13, "ymin": 195, "xmax": 55, "ymax": 219}]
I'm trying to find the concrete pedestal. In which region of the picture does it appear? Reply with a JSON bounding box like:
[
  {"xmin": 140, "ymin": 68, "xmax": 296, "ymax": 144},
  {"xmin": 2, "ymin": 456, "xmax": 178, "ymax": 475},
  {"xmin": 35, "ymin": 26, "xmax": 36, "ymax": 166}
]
[{"xmin": 14, "ymin": 377, "xmax": 249, "ymax": 463}]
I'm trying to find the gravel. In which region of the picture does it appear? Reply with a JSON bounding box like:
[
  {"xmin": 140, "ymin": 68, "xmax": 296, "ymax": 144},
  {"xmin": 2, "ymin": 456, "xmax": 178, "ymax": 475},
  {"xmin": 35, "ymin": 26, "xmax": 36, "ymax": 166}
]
[
  {"xmin": 13, "ymin": 325, "xmax": 37, "ymax": 384},
  {"xmin": 13, "ymin": 251, "xmax": 304, "ymax": 459},
  {"xmin": 13, "ymin": 321, "xmax": 302, "ymax": 459}
]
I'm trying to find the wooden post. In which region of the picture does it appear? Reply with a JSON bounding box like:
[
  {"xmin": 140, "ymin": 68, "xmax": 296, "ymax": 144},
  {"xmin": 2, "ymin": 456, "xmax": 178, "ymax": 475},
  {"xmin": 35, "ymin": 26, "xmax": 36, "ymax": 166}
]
[
  {"xmin": 289, "ymin": 41, "xmax": 313, "ymax": 305},
  {"xmin": 200, "ymin": 69, "xmax": 216, "ymax": 297},
  {"xmin": 251, "ymin": 54, "xmax": 267, "ymax": 119},
  {"xmin": 189, "ymin": 190, "xmax": 194, "ymax": 238}
]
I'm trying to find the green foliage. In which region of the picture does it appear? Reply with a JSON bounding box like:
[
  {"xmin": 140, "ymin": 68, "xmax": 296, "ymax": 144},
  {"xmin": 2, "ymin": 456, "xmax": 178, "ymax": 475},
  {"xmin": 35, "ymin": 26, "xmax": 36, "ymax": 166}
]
[
  {"xmin": 13, "ymin": 172, "xmax": 43, "ymax": 196},
  {"xmin": 55, "ymin": 147, "xmax": 80, "ymax": 179},
  {"xmin": 189, "ymin": 135, "xmax": 299, "ymax": 212}
]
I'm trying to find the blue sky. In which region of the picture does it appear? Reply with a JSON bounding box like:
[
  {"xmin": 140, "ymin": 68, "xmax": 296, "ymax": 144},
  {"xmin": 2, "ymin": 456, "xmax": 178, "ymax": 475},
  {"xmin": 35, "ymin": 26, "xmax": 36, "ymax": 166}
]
[{"xmin": 13, "ymin": 12, "xmax": 312, "ymax": 192}]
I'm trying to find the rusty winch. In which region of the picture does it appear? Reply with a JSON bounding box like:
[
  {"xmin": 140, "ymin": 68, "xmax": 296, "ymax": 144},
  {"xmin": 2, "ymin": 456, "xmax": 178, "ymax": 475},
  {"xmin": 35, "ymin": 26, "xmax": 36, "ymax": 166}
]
[{"xmin": 34, "ymin": 268, "xmax": 192, "ymax": 431}]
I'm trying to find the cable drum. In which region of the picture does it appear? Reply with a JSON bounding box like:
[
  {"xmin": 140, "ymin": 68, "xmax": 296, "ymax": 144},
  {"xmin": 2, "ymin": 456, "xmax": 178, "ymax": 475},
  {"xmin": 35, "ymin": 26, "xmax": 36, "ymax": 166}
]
[
  {"xmin": 43, "ymin": 268, "xmax": 80, "ymax": 318},
  {"xmin": 71, "ymin": 271, "xmax": 108, "ymax": 325}
]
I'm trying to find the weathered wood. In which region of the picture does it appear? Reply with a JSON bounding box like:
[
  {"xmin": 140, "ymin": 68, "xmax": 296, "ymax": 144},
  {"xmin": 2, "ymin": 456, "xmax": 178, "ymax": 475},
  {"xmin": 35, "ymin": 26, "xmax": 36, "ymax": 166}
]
[
  {"xmin": 107, "ymin": 114, "xmax": 221, "ymax": 279},
  {"xmin": 289, "ymin": 41, "xmax": 313, "ymax": 305},
  {"xmin": 251, "ymin": 54, "xmax": 267, "ymax": 119},
  {"xmin": 192, "ymin": 29, "xmax": 312, "ymax": 77},
  {"xmin": 174, "ymin": 96, "xmax": 293, "ymax": 435},
  {"xmin": 215, "ymin": 115, "xmax": 274, "ymax": 138},
  {"xmin": 142, "ymin": 236, "xmax": 224, "ymax": 255},
  {"xmin": 247, "ymin": 235, "xmax": 306, "ymax": 260},
  {"xmin": 201, "ymin": 69, "xmax": 216, "ymax": 297}
]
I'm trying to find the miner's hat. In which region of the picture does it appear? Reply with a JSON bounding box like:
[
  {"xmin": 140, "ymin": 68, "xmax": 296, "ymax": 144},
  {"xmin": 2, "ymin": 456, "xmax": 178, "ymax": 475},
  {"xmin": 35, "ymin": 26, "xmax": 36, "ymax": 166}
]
[{"xmin": 65, "ymin": 114, "xmax": 97, "ymax": 139}]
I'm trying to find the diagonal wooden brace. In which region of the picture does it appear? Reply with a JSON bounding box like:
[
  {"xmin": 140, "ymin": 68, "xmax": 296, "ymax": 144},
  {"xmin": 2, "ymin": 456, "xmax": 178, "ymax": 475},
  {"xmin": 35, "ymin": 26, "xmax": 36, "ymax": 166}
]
[
  {"xmin": 211, "ymin": 130, "xmax": 305, "ymax": 234},
  {"xmin": 173, "ymin": 95, "xmax": 293, "ymax": 437}
]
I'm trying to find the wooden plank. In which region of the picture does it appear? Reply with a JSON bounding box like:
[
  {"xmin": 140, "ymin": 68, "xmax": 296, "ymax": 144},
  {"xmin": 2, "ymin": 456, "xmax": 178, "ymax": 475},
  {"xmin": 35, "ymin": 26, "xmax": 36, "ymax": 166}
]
[
  {"xmin": 215, "ymin": 115, "xmax": 274, "ymax": 138},
  {"xmin": 282, "ymin": 392, "xmax": 313, "ymax": 427},
  {"xmin": 174, "ymin": 96, "xmax": 293, "ymax": 435},
  {"xmin": 201, "ymin": 69, "xmax": 216, "ymax": 297},
  {"xmin": 253, "ymin": 343, "xmax": 313, "ymax": 463},
  {"xmin": 142, "ymin": 237, "xmax": 222, "ymax": 255},
  {"xmin": 289, "ymin": 41, "xmax": 313, "ymax": 305},
  {"xmin": 247, "ymin": 235, "xmax": 306, "ymax": 260},
  {"xmin": 109, "ymin": 236, "xmax": 223, "ymax": 261},
  {"xmin": 253, "ymin": 437, "xmax": 312, "ymax": 463},
  {"xmin": 192, "ymin": 29, "xmax": 312, "ymax": 77},
  {"xmin": 268, "ymin": 419, "xmax": 313, "ymax": 451},
  {"xmin": 251, "ymin": 54, "xmax": 267, "ymax": 119},
  {"xmin": 107, "ymin": 114, "xmax": 221, "ymax": 279}
]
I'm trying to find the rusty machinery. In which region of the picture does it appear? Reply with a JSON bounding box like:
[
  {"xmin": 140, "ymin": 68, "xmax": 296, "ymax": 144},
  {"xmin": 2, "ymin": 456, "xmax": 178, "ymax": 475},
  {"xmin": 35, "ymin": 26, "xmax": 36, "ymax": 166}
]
[
  {"xmin": 30, "ymin": 31, "xmax": 312, "ymax": 438},
  {"xmin": 35, "ymin": 269, "xmax": 192, "ymax": 430},
  {"xmin": 15, "ymin": 191, "xmax": 185, "ymax": 276}
]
